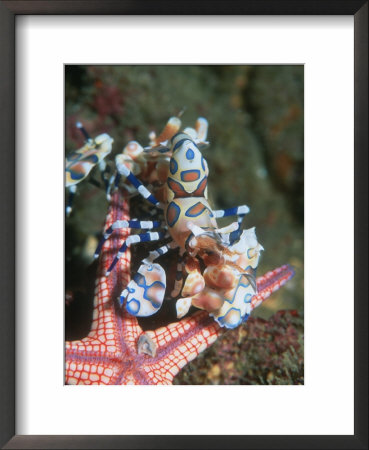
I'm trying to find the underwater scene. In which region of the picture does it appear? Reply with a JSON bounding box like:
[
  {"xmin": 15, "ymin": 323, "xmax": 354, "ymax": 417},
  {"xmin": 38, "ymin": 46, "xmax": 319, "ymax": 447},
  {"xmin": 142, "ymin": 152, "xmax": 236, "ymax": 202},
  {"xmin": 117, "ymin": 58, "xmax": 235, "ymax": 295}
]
[{"xmin": 65, "ymin": 65, "xmax": 304, "ymax": 385}]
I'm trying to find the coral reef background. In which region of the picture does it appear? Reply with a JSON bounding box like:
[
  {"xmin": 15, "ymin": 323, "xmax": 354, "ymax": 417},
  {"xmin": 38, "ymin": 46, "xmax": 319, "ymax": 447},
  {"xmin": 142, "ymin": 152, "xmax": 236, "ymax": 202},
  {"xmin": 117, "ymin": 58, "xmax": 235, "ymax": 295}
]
[{"xmin": 65, "ymin": 65, "xmax": 304, "ymax": 385}]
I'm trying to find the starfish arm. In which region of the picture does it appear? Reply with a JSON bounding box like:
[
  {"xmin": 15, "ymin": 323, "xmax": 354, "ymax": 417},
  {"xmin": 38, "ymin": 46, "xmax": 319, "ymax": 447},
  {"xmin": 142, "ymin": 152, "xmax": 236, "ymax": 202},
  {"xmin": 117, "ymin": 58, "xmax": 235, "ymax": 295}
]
[
  {"xmin": 252, "ymin": 264, "xmax": 295, "ymax": 309},
  {"xmin": 88, "ymin": 190, "xmax": 142, "ymax": 350},
  {"xmin": 65, "ymin": 344, "xmax": 123, "ymax": 385},
  {"xmin": 139, "ymin": 312, "xmax": 222, "ymax": 384},
  {"xmin": 66, "ymin": 190, "xmax": 143, "ymax": 385},
  {"xmin": 140, "ymin": 264, "xmax": 295, "ymax": 384}
]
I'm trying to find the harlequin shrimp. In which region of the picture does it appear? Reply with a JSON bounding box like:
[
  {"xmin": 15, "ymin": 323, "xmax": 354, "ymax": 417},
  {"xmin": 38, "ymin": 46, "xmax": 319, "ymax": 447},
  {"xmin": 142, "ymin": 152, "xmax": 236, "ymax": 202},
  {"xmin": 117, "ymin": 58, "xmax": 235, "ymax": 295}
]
[
  {"xmin": 108, "ymin": 115, "xmax": 187, "ymax": 200},
  {"xmin": 65, "ymin": 122, "xmax": 113, "ymax": 216},
  {"xmin": 94, "ymin": 117, "xmax": 263, "ymax": 329}
]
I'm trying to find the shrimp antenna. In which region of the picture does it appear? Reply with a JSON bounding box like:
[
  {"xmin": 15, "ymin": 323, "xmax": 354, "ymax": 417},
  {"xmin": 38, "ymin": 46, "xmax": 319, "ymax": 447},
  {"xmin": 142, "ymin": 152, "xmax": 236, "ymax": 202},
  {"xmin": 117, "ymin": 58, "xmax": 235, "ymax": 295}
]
[
  {"xmin": 177, "ymin": 107, "xmax": 186, "ymax": 118},
  {"xmin": 76, "ymin": 121, "xmax": 91, "ymax": 141}
]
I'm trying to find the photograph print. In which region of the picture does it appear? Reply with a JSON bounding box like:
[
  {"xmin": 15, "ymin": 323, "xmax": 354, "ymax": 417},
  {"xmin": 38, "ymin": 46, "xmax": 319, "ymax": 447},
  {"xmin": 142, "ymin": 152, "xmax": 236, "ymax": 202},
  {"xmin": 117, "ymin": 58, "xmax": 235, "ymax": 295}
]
[{"xmin": 65, "ymin": 65, "xmax": 304, "ymax": 385}]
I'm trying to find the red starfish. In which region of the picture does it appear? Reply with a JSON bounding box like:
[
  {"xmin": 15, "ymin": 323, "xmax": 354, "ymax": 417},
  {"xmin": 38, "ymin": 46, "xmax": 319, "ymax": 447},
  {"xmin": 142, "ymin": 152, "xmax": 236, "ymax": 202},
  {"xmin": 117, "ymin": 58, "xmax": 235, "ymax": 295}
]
[{"xmin": 65, "ymin": 189, "xmax": 294, "ymax": 385}]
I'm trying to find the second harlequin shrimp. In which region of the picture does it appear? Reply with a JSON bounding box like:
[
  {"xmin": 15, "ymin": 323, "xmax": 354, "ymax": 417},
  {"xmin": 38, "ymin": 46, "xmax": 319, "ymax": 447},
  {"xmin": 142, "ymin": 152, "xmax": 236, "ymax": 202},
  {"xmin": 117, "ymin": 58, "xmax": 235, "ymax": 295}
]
[{"xmin": 65, "ymin": 122, "xmax": 113, "ymax": 216}]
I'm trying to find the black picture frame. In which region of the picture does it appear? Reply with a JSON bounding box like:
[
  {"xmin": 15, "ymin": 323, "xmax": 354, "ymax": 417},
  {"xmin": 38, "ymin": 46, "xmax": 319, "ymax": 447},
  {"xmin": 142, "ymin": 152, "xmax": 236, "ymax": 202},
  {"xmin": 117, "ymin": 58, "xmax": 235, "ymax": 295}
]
[{"xmin": 0, "ymin": 1, "xmax": 367, "ymax": 449}]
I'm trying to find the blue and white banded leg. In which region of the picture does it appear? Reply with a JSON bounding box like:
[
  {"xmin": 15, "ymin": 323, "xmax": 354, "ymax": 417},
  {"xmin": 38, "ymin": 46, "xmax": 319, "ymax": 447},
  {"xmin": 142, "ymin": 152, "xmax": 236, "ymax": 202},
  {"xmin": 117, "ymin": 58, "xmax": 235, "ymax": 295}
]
[
  {"xmin": 98, "ymin": 160, "xmax": 112, "ymax": 200},
  {"xmin": 213, "ymin": 204, "xmax": 250, "ymax": 243},
  {"xmin": 76, "ymin": 121, "xmax": 92, "ymax": 143},
  {"xmin": 213, "ymin": 204, "xmax": 250, "ymax": 221},
  {"xmin": 105, "ymin": 230, "xmax": 168, "ymax": 276},
  {"xmin": 66, "ymin": 185, "xmax": 77, "ymax": 217},
  {"xmin": 107, "ymin": 172, "xmax": 147, "ymax": 201},
  {"xmin": 115, "ymin": 161, "xmax": 163, "ymax": 209},
  {"xmin": 94, "ymin": 219, "xmax": 163, "ymax": 259},
  {"xmin": 114, "ymin": 172, "xmax": 121, "ymax": 189},
  {"xmin": 121, "ymin": 241, "xmax": 178, "ymax": 317}
]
